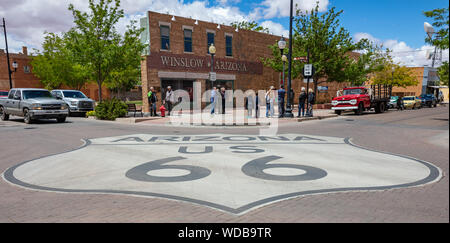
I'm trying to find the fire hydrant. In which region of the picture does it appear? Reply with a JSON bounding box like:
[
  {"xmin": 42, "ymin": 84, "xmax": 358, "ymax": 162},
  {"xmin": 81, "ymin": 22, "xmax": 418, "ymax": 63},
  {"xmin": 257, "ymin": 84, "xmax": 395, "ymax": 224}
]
[{"xmin": 159, "ymin": 104, "xmax": 166, "ymax": 117}]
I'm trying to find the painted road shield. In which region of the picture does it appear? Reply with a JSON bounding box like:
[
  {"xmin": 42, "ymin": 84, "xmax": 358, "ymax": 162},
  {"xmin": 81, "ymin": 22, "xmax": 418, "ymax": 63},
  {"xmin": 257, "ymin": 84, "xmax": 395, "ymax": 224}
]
[{"xmin": 3, "ymin": 134, "xmax": 442, "ymax": 214}]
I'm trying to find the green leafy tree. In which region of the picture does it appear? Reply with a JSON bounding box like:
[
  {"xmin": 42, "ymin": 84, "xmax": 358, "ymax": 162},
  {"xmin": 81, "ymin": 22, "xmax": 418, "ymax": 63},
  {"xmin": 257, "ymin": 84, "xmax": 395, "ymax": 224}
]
[
  {"xmin": 104, "ymin": 20, "xmax": 146, "ymax": 99},
  {"xmin": 230, "ymin": 21, "xmax": 269, "ymax": 33},
  {"xmin": 31, "ymin": 32, "xmax": 89, "ymax": 90},
  {"xmin": 66, "ymin": 0, "xmax": 125, "ymax": 101},
  {"xmin": 424, "ymin": 7, "xmax": 449, "ymax": 50},
  {"xmin": 262, "ymin": 4, "xmax": 386, "ymax": 93},
  {"xmin": 372, "ymin": 63, "xmax": 418, "ymax": 88},
  {"xmin": 437, "ymin": 61, "xmax": 449, "ymax": 86}
]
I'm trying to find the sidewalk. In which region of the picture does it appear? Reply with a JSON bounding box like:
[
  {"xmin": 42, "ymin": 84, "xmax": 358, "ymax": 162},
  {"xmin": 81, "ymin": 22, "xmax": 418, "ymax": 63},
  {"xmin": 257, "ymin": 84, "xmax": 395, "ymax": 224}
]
[{"xmin": 122, "ymin": 107, "xmax": 337, "ymax": 126}]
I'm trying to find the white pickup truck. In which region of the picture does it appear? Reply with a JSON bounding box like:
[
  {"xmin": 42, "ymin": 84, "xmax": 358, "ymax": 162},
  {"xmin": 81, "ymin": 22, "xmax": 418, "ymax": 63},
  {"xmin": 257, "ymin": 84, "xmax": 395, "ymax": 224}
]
[{"xmin": 0, "ymin": 88, "xmax": 69, "ymax": 124}]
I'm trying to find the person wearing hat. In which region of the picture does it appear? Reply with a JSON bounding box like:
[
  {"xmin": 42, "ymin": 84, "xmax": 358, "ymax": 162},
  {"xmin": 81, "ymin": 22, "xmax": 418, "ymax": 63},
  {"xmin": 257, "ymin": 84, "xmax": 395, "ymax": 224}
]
[{"xmin": 298, "ymin": 87, "xmax": 307, "ymax": 117}]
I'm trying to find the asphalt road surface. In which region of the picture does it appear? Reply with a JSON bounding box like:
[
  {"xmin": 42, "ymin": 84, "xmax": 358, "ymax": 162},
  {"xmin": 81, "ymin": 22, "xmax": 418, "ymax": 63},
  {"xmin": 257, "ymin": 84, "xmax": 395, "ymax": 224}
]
[{"xmin": 0, "ymin": 106, "xmax": 448, "ymax": 223}]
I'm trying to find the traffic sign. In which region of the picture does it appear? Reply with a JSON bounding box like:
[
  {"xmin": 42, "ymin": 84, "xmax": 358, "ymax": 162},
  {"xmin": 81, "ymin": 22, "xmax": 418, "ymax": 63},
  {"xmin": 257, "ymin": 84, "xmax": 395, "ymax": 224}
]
[
  {"xmin": 209, "ymin": 72, "xmax": 217, "ymax": 81},
  {"xmin": 304, "ymin": 64, "xmax": 313, "ymax": 77},
  {"xmin": 294, "ymin": 56, "xmax": 307, "ymax": 62}
]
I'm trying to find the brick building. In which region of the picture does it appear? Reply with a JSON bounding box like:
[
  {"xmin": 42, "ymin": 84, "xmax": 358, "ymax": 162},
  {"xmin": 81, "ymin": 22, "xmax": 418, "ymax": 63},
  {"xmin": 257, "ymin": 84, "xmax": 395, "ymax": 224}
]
[
  {"xmin": 0, "ymin": 47, "xmax": 110, "ymax": 101},
  {"xmin": 139, "ymin": 11, "xmax": 349, "ymax": 112},
  {"xmin": 389, "ymin": 66, "xmax": 448, "ymax": 102}
]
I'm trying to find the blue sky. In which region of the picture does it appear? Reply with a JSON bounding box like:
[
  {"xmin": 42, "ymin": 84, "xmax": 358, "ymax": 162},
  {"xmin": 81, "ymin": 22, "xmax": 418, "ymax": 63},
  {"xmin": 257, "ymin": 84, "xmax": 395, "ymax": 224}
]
[
  {"xmin": 210, "ymin": 0, "xmax": 448, "ymax": 49},
  {"xmin": 1, "ymin": 0, "xmax": 448, "ymax": 66}
]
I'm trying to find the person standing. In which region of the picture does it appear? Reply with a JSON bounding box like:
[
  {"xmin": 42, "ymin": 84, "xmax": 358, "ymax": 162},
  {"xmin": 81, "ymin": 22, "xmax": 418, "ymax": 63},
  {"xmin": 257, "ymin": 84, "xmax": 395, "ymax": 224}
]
[
  {"xmin": 247, "ymin": 93, "xmax": 254, "ymax": 118},
  {"xmin": 297, "ymin": 87, "xmax": 307, "ymax": 117},
  {"xmin": 278, "ymin": 85, "xmax": 286, "ymax": 118},
  {"xmin": 220, "ymin": 87, "xmax": 226, "ymax": 114},
  {"xmin": 255, "ymin": 92, "xmax": 259, "ymax": 118},
  {"xmin": 307, "ymin": 88, "xmax": 315, "ymax": 117},
  {"xmin": 397, "ymin": 96, "xmax": 403, "ymax": 111},
  {"xmin": 148, "ymin": 87, "xmax": 158, "ymax": 117},
  {"xmin": 165, "ymin": 86, "xmax": 174, "ymax": 116},
  {"xmin": 210, "ymin": 86, "xmax": 217, "ymax": 114},
  {"xmin": 265, "ymin": 86, "xmax": 275, "ymax": 118}
]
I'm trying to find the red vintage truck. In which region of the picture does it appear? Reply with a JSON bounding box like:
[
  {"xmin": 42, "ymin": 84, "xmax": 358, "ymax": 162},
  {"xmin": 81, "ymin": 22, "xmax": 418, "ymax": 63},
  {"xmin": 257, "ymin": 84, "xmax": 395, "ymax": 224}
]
[{"xmin": 332, "ymin": 84, "xmax": 392, "ymax": 115}]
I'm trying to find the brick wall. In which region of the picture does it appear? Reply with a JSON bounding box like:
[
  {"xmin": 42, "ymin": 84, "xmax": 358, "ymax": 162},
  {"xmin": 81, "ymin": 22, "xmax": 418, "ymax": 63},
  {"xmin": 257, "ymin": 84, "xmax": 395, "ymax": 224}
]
[
  {"xmin": 1, "ymin": 47, "xmax": 110, "ymax": 101},
  {"xmin": 141, "ymin": 11, "xmax": 349, "ymax": 112}
]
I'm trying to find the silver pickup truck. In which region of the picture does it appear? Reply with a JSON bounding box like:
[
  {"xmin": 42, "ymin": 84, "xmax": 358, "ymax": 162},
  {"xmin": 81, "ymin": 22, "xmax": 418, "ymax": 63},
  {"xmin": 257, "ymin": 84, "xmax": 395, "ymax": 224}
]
[
  {"xmin": 0, "ymin": 88, "xmax": 69, "ymax": 124},
  {"xmin": 50, "ymin": 89, "xmax": 94, "ymax": 116}
]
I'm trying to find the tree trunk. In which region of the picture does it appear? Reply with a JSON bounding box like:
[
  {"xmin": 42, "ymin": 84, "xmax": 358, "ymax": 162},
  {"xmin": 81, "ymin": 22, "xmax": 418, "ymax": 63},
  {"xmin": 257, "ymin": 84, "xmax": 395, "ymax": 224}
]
[{"xmin": 97, "ymin": 81, "xmax": 102, "ymax": 102}]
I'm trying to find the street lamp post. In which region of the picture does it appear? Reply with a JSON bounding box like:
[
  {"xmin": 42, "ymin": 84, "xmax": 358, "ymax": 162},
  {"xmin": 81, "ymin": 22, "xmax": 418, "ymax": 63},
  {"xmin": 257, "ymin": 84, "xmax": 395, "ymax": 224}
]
[
  {"xmin": 1, "ymin": 18, "xmax": 14, "ymax": 89},
  {"xmin": 281, "ymin": 55, "xmax": 287, "ymax": 86},
  {"xmin": 284, "ymin": 0, "xmax": 294, "ymax": 118},
  {"xmin": 278, "ymin": 36, "xmax": 286, "ymax": 86},
  {"xmin": 209, "ymin": 43, "xmax": 216, "ymax": 87}
]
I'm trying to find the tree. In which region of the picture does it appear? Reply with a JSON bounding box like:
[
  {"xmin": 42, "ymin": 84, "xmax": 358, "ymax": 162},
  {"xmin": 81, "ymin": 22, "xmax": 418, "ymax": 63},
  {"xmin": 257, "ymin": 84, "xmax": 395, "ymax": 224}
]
[
  {"xmin": 372, "ymin": 63, "xmax": 418, "ymax": 88},
  {"xmin": 67, "ymin": 0, "xmax": 125, "ymax": 101},
  {"xmin": 104, "ymin": 20, "xmax": 146, "ymax": 99},
  {"xmin": 230, "ymin": 21, "xmax": 269, "ymax": 33},
  {"xmin": 437, "ymin": 61, "xmax": 449, "ymax": 86},
  {"xmin": 424, "ymin": 7, "xmax": 449, "ymax": 50},
  {"xmin": 31, "ymin": 32, "xmax": 89, "ymax": 90},
  {"xmin": 262, "ymin": 4, "xmax": 384, "ymax": 94}
]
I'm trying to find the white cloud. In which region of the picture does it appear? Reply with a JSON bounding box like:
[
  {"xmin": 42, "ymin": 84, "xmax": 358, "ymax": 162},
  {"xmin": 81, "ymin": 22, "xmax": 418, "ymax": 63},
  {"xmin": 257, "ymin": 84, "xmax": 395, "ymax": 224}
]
[
  {"xmin": 0, "ymin": 0, "xmax": 257, "ymax": 53},
  {"xmin": 260, "ymin": 21, "xmax": 289, "ymax": 37},
  {"xmin": 253, "ymin": 0, "xmax": 329, "ymax": 19},
  {"xmin": 354, "ymin": 32, "xmax": 381, "ymax": 45},
  {"xmin": 353, "ymin": 33, "xmax": 449, "ymax": 67}
]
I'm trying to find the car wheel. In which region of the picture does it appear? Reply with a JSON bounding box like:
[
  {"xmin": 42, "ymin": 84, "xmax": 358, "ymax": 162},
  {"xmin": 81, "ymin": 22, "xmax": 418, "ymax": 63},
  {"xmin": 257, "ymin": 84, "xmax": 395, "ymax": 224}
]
[
  {"xmin": 354, "ymin": 103, "xmax": 364, "ymax": 115},
  {"xmin": 334, "ymin": 110, "xmax": 342, "ymax": 115},
  {"xmin": 23, "ymin": 109, "xmax": 32, "ymax": 124},
  {"xmin": 0, "ymin": 106, "xmax": 9, "ymax": 121}
]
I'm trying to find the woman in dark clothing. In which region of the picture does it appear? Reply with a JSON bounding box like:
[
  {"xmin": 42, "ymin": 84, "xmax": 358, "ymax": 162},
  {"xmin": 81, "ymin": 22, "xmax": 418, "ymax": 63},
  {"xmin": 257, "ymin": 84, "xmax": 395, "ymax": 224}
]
[
  {"xmin": 220, "ymin": 87, "xmax": 226, "ymax": 114},
  {"xmin": 297, "ymin": 87, "xmax": 307, "ymax": 117}
]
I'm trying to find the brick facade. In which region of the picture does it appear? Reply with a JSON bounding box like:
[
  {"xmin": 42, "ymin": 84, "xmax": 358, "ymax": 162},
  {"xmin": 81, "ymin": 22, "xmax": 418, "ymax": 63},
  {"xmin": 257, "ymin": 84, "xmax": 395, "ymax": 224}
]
[
  {"xmin": 140, "ymin": 11, "xmax": 349, "ymax": 112},
  {"xmin": 0, "ymin": 47, "xmax": 110, "ymax": 101}
]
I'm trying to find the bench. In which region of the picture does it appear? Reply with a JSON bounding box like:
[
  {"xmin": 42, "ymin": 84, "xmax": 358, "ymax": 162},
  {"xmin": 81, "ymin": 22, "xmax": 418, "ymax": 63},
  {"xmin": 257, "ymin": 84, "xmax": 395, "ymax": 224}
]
[{"xmin": 127, "ymin": 103, "xmax": 143, "ymax": 117}]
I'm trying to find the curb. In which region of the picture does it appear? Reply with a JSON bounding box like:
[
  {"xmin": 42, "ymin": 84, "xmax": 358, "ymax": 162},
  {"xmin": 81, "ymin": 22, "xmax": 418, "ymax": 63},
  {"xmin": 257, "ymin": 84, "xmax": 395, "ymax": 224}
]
[{"xmin": 297, "ymin": 114, "xmax": 338, "ymax": 122}]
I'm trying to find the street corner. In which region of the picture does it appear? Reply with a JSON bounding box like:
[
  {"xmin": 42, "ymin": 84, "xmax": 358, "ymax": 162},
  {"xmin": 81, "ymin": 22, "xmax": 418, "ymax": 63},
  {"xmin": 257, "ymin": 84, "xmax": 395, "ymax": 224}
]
[{"xmin": 2, "ymin": 133, "xmax": 442, "ymax": 215}]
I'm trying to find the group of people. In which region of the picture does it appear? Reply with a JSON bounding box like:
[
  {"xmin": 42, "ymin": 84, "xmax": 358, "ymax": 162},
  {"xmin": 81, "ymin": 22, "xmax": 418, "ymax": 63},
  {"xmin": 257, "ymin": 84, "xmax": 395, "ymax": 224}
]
[
  {"xmin": 147, "ymin": 86, "xmax": 176, "ymax": 117},
  {"xmin": 264, "ymin": 85, "xmax": 315, "ymax": 118},
  {"xmin": 148, "ymin": 85, "xmax": 316, "ymax": 118}
]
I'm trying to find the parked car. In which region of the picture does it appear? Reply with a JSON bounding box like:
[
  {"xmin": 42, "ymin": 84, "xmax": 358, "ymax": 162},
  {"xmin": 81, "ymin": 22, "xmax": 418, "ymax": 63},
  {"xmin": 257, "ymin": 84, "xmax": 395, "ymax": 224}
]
[
  {"xmin": 51, "ymin": 89, "xmax": 95, "ymax": 116},
  {"xmin": 388, "ymin": 96, "xmax": 399, "ymax": 109},
  {"xmin": 419, "ymin": 94, "xmax": 437, "ymax": 108},
  {"xmin": 0, "ymin": 88, "xmax": 69, "ymax": 124},
  {"xmin": 402, "ymin": 96, "xmax": 421, "ymax": 109},
  {"xmin": 0, "ymin": 90, "xmax": 9, "ymax": 99}
]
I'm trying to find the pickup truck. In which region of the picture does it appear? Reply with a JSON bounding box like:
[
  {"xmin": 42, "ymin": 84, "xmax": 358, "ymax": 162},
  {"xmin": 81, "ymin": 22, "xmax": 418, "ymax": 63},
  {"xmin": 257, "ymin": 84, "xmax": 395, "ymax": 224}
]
[
  {"xmin": 0, "ymin": 88, "xmax": 69, "ymax": 124},
  {"xmin": 51, "ymin": 89, "xmax": 95, "ymax": 116},
  {"xmin": 332, "ymin": 84, "xmax": 392, "ymax": 115}
]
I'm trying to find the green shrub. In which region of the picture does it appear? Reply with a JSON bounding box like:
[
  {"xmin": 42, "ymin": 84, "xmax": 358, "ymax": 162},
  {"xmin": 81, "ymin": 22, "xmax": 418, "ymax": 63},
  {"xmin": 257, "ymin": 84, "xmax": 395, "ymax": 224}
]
[{"xmin": 94, "ymin": 99, "xmax": 128, "ymax": 120}]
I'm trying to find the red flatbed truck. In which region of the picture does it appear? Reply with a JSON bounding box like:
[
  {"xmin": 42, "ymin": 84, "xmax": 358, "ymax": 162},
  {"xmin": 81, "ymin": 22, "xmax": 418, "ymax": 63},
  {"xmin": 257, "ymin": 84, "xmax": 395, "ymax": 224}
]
[{"xmin": 332, "ymin": 84, "xmax": 392, "ymax": 115}]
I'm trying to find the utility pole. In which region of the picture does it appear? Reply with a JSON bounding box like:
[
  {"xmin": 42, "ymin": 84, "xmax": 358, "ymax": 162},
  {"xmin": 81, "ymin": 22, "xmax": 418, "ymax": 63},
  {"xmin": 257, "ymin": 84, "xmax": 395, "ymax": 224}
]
[{"xmin": 1, "ymin": 18, "xmax": 13, "ymax": 89}]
